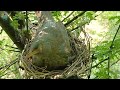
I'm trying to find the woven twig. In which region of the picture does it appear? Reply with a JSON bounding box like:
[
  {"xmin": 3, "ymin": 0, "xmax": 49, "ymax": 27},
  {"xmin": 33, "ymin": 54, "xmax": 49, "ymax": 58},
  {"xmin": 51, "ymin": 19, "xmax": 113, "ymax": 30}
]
[{"xmin": 21, "ymin": 29, "xmax": 91, "ymax": 79}]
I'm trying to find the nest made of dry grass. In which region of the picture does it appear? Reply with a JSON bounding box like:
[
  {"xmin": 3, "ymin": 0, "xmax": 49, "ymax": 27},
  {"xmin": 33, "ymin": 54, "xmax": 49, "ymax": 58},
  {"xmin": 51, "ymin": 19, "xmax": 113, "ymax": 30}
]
[{"xmin": 20, "ymin": 29, "xmax": 91, "ymax": 79}]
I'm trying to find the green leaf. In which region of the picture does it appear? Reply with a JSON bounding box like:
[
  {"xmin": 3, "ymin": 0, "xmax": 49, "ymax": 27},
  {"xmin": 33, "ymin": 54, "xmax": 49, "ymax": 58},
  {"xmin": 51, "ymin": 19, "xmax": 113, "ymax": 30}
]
[
  {"xmin": 109, "ymin": 16, "xmax": 120, "ymax": 20},
  {"xmin": 10, "ymin": 20, "xmax": 19, "ymax": 29},
  {"xmin": 13, "ymin": 13, "xmax": 25, "ymax": 20},
  {"xmin": 0, "ymin": 40, "xmax": 3, "ymax": 45}
]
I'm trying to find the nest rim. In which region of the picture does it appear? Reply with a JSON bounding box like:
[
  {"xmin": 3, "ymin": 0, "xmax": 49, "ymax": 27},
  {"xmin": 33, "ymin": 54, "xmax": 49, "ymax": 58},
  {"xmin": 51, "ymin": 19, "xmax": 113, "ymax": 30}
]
[{"xmin": 21, "ymin": 30, "xmax": 91, "ymax": 79}]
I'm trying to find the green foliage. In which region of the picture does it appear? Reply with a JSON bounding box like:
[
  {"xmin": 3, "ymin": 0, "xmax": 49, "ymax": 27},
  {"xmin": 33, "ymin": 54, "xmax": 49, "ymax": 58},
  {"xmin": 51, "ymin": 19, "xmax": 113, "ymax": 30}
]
[
  {"xmin": 11, "ymin": 62, "xmax": 22, "ymax": 79},
  {"xmin": 13, "ymin": 12, "xmax": 25, "ymax": 20},
  {"xmin": 84, "ymin": 11, "xmax": 95, "ymax": 23},
  {"xmin": 91, "ymin": 37, "xmax": 120, "ymax": 78},
  {"xmin": 28, "ymin": 11, "xmax": 38, "ymax": 23},
  {"xmin": 0, "ymin": 30, "xmax": 20, "ymax": 79},
  {"xmin": 95, "ymin": 68, "xmax": 108, "ymax": 78},
  {"xmin": 52, "ymin": 11, "xmax": 61, "ymax": 21},
  {"xmin": 85, "ymin": 11, "xmax": 120, "ymax": 79},
  {"xmin": 10, "ymin": 12, "xmax": 26, "ymax": 30},
  {"xmin": 10, "ymin": 20, "xmax": 19, "ymax": 29}
]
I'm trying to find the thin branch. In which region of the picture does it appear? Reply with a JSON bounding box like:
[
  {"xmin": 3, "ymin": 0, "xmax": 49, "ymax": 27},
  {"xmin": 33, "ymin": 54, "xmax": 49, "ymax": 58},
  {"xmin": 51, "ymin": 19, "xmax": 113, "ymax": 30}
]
[
  {"xmin": 62, "ymin": 11, "xmax": 75, "ymax": 22},
  {"xmin": 64, "ymin": 11, "xmax": 86, "ymax": 27},
  {"xmin": 5, "ymin": 45, "xmax": 19, "ymax": 49},
  {"xmin": 70, "ymin": 11, "xmax": 104, "ymax": 32},
  {"xmin": 85, "ymin": 57, "xmax": 120, "ymax": 74},
  {"xmin": 86, "ymin": 24, "xmax": 120, "ymax": 78},
  {"xmin": 70, "ymin": 25, "xmax": 82, "ymax": 32},
  {"xmin": 0, "ymin": 69, "xmax": 17, "ymax": 78},
  {"xmin": 111, "ymin": 59, "xmax": 120, "ymax": 66},
  {"xmin": 85, "ymin": 57, "xmax": 109, "ymax": 72},
  {"xmin": 8, "ymin": 50, "xmax": 20, "ymax": 52},
  {"xmin": 69, "ymin": 23, "xmax": 85, "ymax": 32},
  {"xmin": 0, "ymin": 47, "xmax": 20, "ymax": 52},
  {"xmin": 108, "ymin": 24, "xmax": 120, "ymax": 78},
  {"xmin": 110, "ymin": 24, "xmax": 120, "ymax": 49},
  {"xmin": 0, "ymin": 58, "xmax": 19, "ymax": 70}
]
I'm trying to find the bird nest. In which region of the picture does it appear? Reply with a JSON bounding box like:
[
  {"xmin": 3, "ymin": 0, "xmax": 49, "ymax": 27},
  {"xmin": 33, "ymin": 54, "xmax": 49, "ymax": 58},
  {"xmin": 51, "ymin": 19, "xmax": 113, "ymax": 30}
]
[
  {"xmin": 20, "ymin": 29, "xmax": 91, "ymax": 79},
  {"xmin": 21, "ymin": 12, "xmax": 91, "ymax": 79}
]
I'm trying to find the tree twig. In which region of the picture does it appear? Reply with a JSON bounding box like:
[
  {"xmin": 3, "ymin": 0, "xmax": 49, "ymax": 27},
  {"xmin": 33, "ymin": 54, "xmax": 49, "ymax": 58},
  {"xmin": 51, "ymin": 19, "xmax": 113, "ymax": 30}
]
[
  {"xmin": 5, "ymin": 45, "xmax": 19, "ymax": 49},
  {"xmin": 64, "ymin": 11, "xmax": 86, "ymax": 27},
  {"xmin": 110, "ymin": 24, "xmax": 120, "ymax": 49},
  {"xmin": 85, "ymin": 57, "xmax": 120, "ymax": 74},
  {"xmin": 85, "ymin": 57, "xmax": 109, "ymax": 72},
  {"xmin": 110, "ymin": 59, "xmax": 120, "ymax": 66},
  {"xmin": 69, "ymin": 23, "xmax": 85, "ymax": 32},
  {"xmin": 108, "ymin": 24, "xmax": 120, "ymax": 78},
  {"xmin": 0, "ymin": 47, "xmax": 20, "ymax": 52},
  {"xmin": 86, "ymin": 24, "xmax": 120, "ymax": 78},
  {"xmin": 62, "ymin": 11, "xmax": 75, "ymax": 22},
  {"xmin": 70, "ymin": 11, "xmax": 104, "ymax": 32},
  {"xmin": 0, "ymin": 58, "xmax": 19, "ymax": 70}
]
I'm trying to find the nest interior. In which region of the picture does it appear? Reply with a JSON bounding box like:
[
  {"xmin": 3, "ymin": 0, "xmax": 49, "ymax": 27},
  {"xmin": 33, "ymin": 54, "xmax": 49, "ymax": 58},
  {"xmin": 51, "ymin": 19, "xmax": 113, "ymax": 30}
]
[{"xmin": 20, "ymin": 12, "xmax": 91, "ymax": 79}]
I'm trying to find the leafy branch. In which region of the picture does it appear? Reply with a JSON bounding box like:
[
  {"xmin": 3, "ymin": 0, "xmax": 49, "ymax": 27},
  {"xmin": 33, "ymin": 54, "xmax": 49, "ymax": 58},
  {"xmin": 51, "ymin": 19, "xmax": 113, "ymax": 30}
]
[
  {"xmin": 85, "ymin": 24, "xmax": 120, "ymax": 78},
  {"xmin": 70, "ymin": 11, "xmax": 104, "ymax": 32},
  {"xmin": 107, "ymin": 24, "xmax": 120, "ymax": 78}
]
